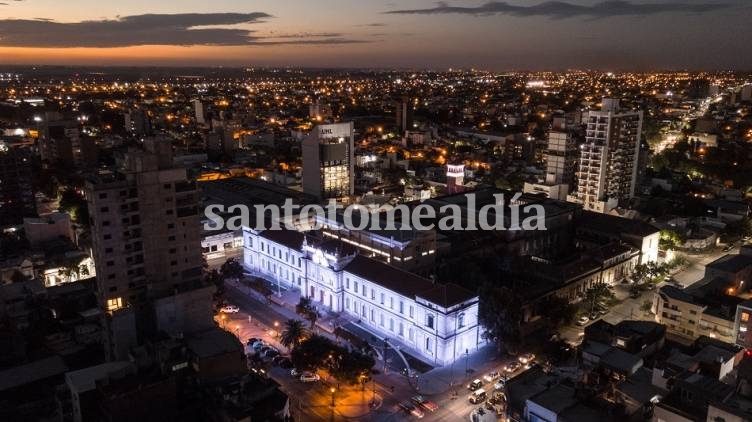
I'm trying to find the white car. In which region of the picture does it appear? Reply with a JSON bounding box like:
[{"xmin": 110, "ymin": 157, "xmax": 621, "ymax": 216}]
[
  {"xmin": 220, "ymin": 305, "xmax": 239, "ymax": 313},
  {"xmin": 482, "ymin": 371, "xmax": 500, "ymax": 383},
  {"xmin": 299, "ymin": 371, "xmax": 320, "ymax": 383},
  {"xmin": 518, "ymin": 353, "xmax": 535, "ymax": 364},
  {"xmin": 576, "ymin": 315, "xmax": 589, "ymax": 326}
]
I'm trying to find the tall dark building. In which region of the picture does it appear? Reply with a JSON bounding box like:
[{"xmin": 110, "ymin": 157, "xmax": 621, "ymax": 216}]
[
  {"xmin": 0, "ymin": 140, "xmax": 35, "ymax": 225},
  {"xmin": 38, "ymin": 118, "xmax": 98, "ymax": 170},
  {"xmin": 394, "ymin": 96, "xmax": 414, "ymax": 134},
  {"xmin": 85, "ymin": 138, "xmax": 204, "ymax": 358}
]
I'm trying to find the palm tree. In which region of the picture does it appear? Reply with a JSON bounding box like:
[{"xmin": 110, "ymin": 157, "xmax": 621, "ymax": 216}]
[
  {"xmin": 296, "ymin": 297, "xmax": 319, "ymax": 329},
  {"xmin": 280, "ymin": 319, "xmax": 309, "ymax": 349}
]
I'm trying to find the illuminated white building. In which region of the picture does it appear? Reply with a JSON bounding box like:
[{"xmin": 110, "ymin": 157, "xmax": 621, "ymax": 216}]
[{"xmin": 242, "ymin": 227, "xmax": 481, "ymax": 365}]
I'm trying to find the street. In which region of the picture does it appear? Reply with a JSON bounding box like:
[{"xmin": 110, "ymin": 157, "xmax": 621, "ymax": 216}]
[
  {"xmin": 559, "ymin": 245, "xmax": 736, "ymax": 344},
  {"xmin": 218, "ymin": 281, "xmax": 522, "ymax": 421}
]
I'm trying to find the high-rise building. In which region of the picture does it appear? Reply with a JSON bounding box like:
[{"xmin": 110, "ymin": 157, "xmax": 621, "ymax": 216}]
[
  {"xmin": 85, "ymin": 137, "xmax": 203, "ymax": 313},
  {"xmin": 523, "ymin": 117, "xmax": 577, "ymax": 200},
  {"xmin": 86, "ymin": 138, "xmax": 206, "ymax": 359},
  {"xmin": 394, "ymin": 96, "xmax": 414, "ymax": 134},
  {"xmin": 568, "ymin": 99, "xmax": 643, "ymax": 213},
  {"xmin": 302, "ymin": 122, "xmax": 354, "ymax": 200},
  {"xmin": 545, "ymin": 117, "xmax": 577, "ymax": 188},
  {"xmin": 38, "ymin": 117, "xmax": 97, "ymax": 170},
  {"xmin": 193, "ymin": 99, "xmax": 205, "ymax": 125},
  {"xmin": 0, "ymin": 140, "xmax": 35, "ymax": 225}
]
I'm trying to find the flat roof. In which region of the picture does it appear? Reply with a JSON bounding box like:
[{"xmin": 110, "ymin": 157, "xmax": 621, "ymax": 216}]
[{"xmin": 0, "ymin": 356, "xmax": 68, "ymax": 392}]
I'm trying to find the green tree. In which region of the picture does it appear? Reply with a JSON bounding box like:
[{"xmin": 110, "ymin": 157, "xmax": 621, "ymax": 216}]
[
  {"xmin": 220, "ymin": 258, "xmax": 243, "ymax": 280},
  {"xmin": 583, "ymin": 282, "xmax": 611, "ymax": 314},
  {"xmin": 58, "ymin": 188, "xmax": 89, "ymax": 225},
  {"xmin": 659, "ymin": 230, "xmax": 685, "ymax": 251},
  {"xmin": 296, "ymin": 297, "xmax": 319, "ymax": 329},
  {"xmin": 331, "ymin": 350, "xmax": 375, "ymax": 385},
  {"xmin": 290, "ymin": 334, "xmax": 336, "ymax": 371},
  {"xmin": 280, "ymin": 319, "xmax": 309, "ymax": 349},
  {"xmin": 478, "ymin": 285, "xmax": 524, "ymax": 354},
  {"xmin": 546, "ymin": 295, "xmax": 577, "ymax": 327}
]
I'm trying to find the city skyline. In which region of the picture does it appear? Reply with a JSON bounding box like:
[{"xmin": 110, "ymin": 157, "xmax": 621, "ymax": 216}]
[{"xmin": 0, "ymin": 0, "xmax": 750, "ymax": 70}]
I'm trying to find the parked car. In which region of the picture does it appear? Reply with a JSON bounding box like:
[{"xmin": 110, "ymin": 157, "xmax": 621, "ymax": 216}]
[
  {"xmin": 251, "ymin": 341, "xmax": 266, "ymax": 350},
  {"xmin": 271, "ymin": 355, "xmax": 286, "ymax": 365},
  {"xmin": 299, "ymin": 371, "xmax": 320, "ymax": 382},
  {"xmin": 277, "ymin": 358, "xmax": 293, "ymax": 369},
  {"xmin": 411, "ymin": 395, "xmax": 438, "ymax": 412},
  {"xmin": 489, "ymin": 391, "xmax": 506, "ymax": 405},
  {"xmin": 246, "ymin": 337, "xmax": 261, "ymax": 345},
  {"xmin": 263, "ymin": 348, "xmax": 280, "ymax": 359},
  {"xmin": 467, "ymin": 379, "xmax": 483, "ymax": 391},
  {"xmin": 504, "ymin": 362, "xmax": 521, "ymax": 373},
  {"xmin": 493, "ymin": 380, "xmax": 505, "ymax": 390},
  {"xmin": 468, "ymin": 389, "xmax": 487, "ymax": 404},
  {"xmin": 219, "ymin": 305, "xmax": 239, "ymax": 313},
  {"xmin": 576, "ymin": 315, "xmax": 590, "ymax": 326},
  {"xmin": 518, "ymin": 353, "xmax": 535, "ymax": 364},
  {"xmin": 588, "ymin": 312, "xmax": 600, "ymax": 320},
  {"xmin": 482, "ymin": 371, "xmax": 500, "ymax": 383},
  {"xmin": 290, "ymin": 368, "xmax": 300, "ymax": 377}
]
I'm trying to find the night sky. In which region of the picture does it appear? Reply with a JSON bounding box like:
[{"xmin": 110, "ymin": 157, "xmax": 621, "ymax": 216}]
[{"xmin": 0, "ymin": 0, "xmax": 749, "ymax": 70}]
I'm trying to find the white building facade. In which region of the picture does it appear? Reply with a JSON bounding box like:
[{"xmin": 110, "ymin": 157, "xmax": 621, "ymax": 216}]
[{"xmin": 243, "ymin": 227, "xmax": 481, "ymax": 366}]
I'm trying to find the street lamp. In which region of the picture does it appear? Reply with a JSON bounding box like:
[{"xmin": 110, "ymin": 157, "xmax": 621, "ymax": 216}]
[{"xmin": 330, "ymin": 387, "xmax": 336, "ymax": 408}]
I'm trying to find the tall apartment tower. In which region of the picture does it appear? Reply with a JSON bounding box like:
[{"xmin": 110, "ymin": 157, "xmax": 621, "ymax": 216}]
[
  {"xmin": 394, "ymin": 96, "xmax": 414, "ymax": 134},
  {"xmin": 523, "ymin": 117, "xmax": 576, "ymax": 200},
  {"xmin": 0, "ymin": 140, "xmax": 35, "ymax": 225},
  {"xmin": 193, "ymin": 99, "xmax": 205, "ymax": 125},
  {"xmin": 39, "ymin": 117, "xmax": 98, "ymax": 170},
  {"xmin": 545, "ymin": 117, "xmax": 577, "ymax": 188},
  {"xmin": 568, "ymin": 98, "xmax": 643, "ymax": 213},
  {"xmin": 85, "ymin": 137, "xmax": 203, "ymax": 313},
  {"xmin": 302, "ymin": 122, "xmax": 355, "ymax": 200}
]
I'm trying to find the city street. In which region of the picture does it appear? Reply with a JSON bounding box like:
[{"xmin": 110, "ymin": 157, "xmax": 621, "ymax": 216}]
[
  {"xmin": 218, "ymin": 281, "xmax": 521, "ymax": 421},
  {"xmin": 559, "ymin": 246, "xmax": 738, "ymax": 344}
]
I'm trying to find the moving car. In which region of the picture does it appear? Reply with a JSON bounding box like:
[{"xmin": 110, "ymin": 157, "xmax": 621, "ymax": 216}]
[
  {"xmin": 504, "ymin": 362, "xmax": 521, "ymax": 373},
  {"xmin": 482, "ymin": 371, "xmax": 500, "ymax": 383},
  {"xmin": 467, "ymin": 379, "xmax": 483, "ymax": 391},
  {"xmin": 397, "ymin": 402, "xmax": 424, "ymax": 419},
  {"xmin": 219, "ymin": 305, "xmax": 239, "ymax": 313},
  {"xmin": 468, "ymin": 389, "xmax": 487, "ymax": 404},
  {"xmin": 518, "ymin": 353, "xmax": 535, "ymax": 364},
  {"xmin": 411, "ymin": 395, "xmax": 438, "ymax": 412},
  {"xmin": 299, "ymin": 371, "xmax": 320, "ymax": 382}
]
